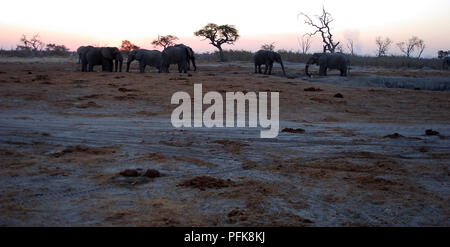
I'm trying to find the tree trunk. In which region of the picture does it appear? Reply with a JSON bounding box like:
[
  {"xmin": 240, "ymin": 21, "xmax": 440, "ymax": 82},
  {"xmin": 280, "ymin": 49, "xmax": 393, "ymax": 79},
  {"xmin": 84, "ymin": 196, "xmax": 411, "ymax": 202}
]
[{"xmin": 218, "ymin": 46, "xmax": 225, "ymax": 62}]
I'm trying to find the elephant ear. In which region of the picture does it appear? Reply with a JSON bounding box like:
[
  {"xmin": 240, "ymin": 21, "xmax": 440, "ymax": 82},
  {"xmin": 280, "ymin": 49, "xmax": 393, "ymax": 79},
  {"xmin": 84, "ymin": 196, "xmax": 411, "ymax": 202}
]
[{"xmin": 101, "ymin": 48, "xmax": 114, "ymax": 60}]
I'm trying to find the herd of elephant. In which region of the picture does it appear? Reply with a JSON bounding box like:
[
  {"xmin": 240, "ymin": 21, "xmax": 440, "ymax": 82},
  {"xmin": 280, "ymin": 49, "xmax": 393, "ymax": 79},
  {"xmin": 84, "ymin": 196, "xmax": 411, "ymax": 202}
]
[
  {"xmin": 77, "ymin": 44, "xmax": 196, "ymax": 73},
  {"xmin": 77, "ymin": 44, "xmax": 350, "ymax": 77}
]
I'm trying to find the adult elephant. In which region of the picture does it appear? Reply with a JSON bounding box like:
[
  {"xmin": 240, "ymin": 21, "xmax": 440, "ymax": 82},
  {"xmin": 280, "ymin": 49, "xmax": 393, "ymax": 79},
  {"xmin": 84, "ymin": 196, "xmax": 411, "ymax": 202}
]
[
  {"xmin": 83, "ymin": 47, "xmax": 123, "ymax": 72},
  {"xmin": 160, "ymin": 46, "xmax": 188, "ymax": 73},
  {"xmin": 174, "ymin": 44, "xmax": 197, "ymax": 71},
  {"xmin": 77, "ymin": 45, "xmax": 93, "ymax": 64},
  {"xmin": 126, "ymin": 49, "xmax": 162, "ymax": 73},
  {"xmin": 253, "ymin": 50, "xmax": 286, "ymax": 76},
  {"xmin": 305, "ymin": 52, "xmax": 349, "ymax": 77}
]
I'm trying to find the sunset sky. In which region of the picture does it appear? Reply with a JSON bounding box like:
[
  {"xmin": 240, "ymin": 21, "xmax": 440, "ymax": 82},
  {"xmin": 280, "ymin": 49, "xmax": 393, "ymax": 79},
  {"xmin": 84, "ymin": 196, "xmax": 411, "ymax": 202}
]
[{"xmin": 1, "ymin": 0, "xmax": 449, "ymax": 57}]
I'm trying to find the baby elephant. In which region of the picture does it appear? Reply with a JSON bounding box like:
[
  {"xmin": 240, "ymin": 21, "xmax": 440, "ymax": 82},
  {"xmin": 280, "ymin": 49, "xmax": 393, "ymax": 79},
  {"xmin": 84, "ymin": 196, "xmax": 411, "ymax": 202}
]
[
  {"xmin": 253, "ymin": 50, "xmax": 286, "ymax": 76},
  {"xmin": 305, "ymin": 52, "xmax": 349, "ymax": 77}
]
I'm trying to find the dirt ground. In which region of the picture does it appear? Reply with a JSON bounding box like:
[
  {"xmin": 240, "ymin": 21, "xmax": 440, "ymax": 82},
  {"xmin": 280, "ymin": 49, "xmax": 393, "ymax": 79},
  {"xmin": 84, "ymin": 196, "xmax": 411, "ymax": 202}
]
[{"xmin": 0, "ymin": 57, "xmax": 449, "ymax": 226}]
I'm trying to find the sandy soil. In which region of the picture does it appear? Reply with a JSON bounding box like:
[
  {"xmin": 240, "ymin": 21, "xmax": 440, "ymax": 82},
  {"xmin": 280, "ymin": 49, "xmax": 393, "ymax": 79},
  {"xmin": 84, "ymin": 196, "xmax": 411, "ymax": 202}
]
[{"xmin": 0, "ymin": 57, "xmax": 449, "ymax": 226}]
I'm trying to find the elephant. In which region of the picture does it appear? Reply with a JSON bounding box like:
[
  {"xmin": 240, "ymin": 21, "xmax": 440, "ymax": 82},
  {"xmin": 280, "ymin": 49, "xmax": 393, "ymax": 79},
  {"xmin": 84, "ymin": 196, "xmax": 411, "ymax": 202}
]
[
  {"xmin": 76, "ymin": 45, "xmax": 93, "ymax": 64},
  {"xmin": 82, "ymin": 47, "xmax": 123, "ymax": 72},
  {"xmin": 442, "ymin": 57, "xmax": 450, "ymax": 70},
  {"xmin": 174, "ymin": 44, "xmax": 197, "ymax": 71},
  {"xmin": 126, "ymin": 49, "xmax": 162, "ymax": 73},
  {"xmin": 305, "ymin": 52, "xmax": 349, "ymax": 77},
  {"xmin": 160, "ymin": 46, "xmax": 188, "ymax": 73},
  {"xmin": 253, "ymin": 50, "xmax": 286, "ymax": 76}
]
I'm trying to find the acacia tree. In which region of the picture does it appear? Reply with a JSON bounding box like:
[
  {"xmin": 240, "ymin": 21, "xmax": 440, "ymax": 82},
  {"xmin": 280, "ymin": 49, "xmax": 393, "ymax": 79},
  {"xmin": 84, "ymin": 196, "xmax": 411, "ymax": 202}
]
[
  {"xmin": 396, "ymin": 36, "xmax": 424, "ymax": 58},
  {"xmin": 151, "ymin": 35, "xmax": 178, "ymax": 49},
  {"xmin": 45, "ymin": 44, "xmax": 69, "ymax": 56},
  {"xmin": 375, "ymin": 36, "xmax": 392, "ymax": 57},
  {"xmin": 298, "ymin": 35, "xmax": 312, "ymax": 54},
  {"xmin": 261, "ymin": 42, "xmax": 275, "ymax": 51},
  {"xmin": 438, "ymin": 50, "xmax": 449, "ymax": 58},
  {"xmin": 120, "ymin": 40, "xmax": 140, "ymax": 52},
  {"xmin": 299, "ymin": 6, "xmax": 340, "ymax": 53},
  {"xmin": 194, "ymin": 23, "xmax": 239, "ymax": 62}
]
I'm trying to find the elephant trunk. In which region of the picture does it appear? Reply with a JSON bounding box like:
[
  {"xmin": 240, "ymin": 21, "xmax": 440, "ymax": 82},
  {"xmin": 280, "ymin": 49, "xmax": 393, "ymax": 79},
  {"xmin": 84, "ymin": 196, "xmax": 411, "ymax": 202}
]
[
  {"xmin": 305, "ymin": 58, "xmax": 313, "ymax": 77},
  {"xmin": 126, "ymin": 56, "xmax": 134, "ymax": 72},
  {"xmin": 191, "ymin": 56, "xmax": 197, "ymax": 71},
  {"xmin": 279, "ymin": 60, "xmax": 286, "ymax": 77}
]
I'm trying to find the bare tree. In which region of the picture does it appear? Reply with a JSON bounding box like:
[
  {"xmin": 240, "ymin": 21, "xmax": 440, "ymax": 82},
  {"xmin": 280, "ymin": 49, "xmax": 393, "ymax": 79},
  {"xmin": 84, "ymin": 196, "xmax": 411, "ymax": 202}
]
[
  {"xmin": 336, "ymin": 43, "xmax": 344, "ymax": 53},
  {"xmin": 261, "ymin": 42, "xmax": 275, "ymax": 51},
  {"xmin": 416, "ymin": 39, "xmax": 426, "ymax": 58},
  {"xmin": 375, "ymin": 36, "xmax": 392, "ymax": 57},
  {"xmin": 17, "ymin": 34, "xmax": 45, "ymax": 51},
  {"xmin": 299, "ymin": 6, "xmax": 340, "ymax": 53},
  {"xmin": 297, "ymin": 35, "xmax": 312, "ymax": 54},
  {"xmin": 346, "ymin": 39, "xmax": 355, "ymax": 55},
  {"xmin": 396, "ymin": 36, "xmax": 424, "ymax": 58},
  {"xmin": 194, "ymin": 23, "xmax": 239, "ymax": 62},
  {"xmin": 151, "ymin": 35, "xmax": 178, "ymax": 49}
]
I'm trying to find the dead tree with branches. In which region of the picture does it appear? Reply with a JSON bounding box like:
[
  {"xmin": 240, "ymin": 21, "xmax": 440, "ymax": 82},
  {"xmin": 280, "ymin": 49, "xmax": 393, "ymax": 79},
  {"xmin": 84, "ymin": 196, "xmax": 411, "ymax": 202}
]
[
  {"xmin": 299, "ymin": 6, "xmax": 340, "ymax": 53},
  {"xmin": 17, "ymin": 34, "xmax": 45, "ymax": 52},
  {"xmin": 298, "ymin": 35, "xmax": 312, "ymax": 54},
  {"xmin": 347, "ymin": 39, "xmax": 355, "ymax": 55},
  {"xmin": 396, "ymin": 36, "xmax": 424, "ymax": 58},
  {"xmin": 375, "ymin": 36, "xmax": 392, "ymax": 57}
]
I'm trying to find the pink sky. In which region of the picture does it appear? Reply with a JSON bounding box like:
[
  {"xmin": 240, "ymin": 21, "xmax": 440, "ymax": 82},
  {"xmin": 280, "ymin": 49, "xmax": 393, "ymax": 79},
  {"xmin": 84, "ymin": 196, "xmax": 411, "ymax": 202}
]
[{"xmin": 1, "ymin": 0, "xmax": 449, "ymax": 57}]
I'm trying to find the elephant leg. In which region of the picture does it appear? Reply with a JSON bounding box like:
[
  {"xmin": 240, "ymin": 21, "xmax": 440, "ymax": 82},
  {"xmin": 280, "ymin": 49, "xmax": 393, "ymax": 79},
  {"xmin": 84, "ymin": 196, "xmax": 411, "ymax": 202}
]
[
  {"xmin": 109, "ymin": 61, "xmax": 114, "ymax": 72},
  {"xmin": 254, "ymin": 64, "xmax": 257, "ymax": 73},
  {"xmin": 88, "ymin": 64, "xmax": 94, "ymax": 72},
  {"xmin": 180, "ymin": 63, "xmax": 187, "ymax": 73},
  {"xmin": 319, "ymin": 66, "xmax": 325, "ymax": 76},
  {"xmin": 139, "ymin": 62, "xmax": 145, "ymax": 73},
  {"xmin": 258, "ymin": 65, "xmax": 262, "ymax": 74},
  {"xmin": 268, "ymin": 63, "xmax": 273, "ymax": 75},
  {"xmin": 264, "ymin": 64, "xmax": 269, "ymax": 74}
]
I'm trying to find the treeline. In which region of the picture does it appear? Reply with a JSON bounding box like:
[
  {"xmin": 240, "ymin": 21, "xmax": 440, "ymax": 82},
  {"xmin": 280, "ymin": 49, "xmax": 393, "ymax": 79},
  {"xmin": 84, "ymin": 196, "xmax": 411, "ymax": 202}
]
[
  {"xmin": 0, "ymin": 47, "xmax": 444, "ymax": 70},
  {"xmin": 0, "ymin": 47, "xmax": 74, "ymax": 57},
  {"xmin": 197, "ymin": 50, "xmax": 444, "ymax": 70},
  {"xmin": 1, "ymin": 34, "xmax": 72, "ymax": 57}
]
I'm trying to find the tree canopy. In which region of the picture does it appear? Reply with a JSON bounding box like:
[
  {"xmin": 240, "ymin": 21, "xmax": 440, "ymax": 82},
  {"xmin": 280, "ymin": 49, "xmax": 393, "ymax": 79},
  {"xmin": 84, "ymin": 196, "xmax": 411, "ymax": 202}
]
[{"xmin": 194, "ymin": 23, "xmax": 239, "ymax": 61}]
